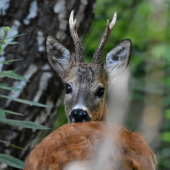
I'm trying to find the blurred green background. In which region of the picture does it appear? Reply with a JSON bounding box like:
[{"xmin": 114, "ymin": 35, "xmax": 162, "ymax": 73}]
[{"xmin": 55, "ymin": 0, "xmax": 170, "ymax": 169}]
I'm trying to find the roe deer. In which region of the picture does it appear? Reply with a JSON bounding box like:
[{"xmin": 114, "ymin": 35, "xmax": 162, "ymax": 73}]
[
  {"xmin": 24, "ymin": 11, "xmax": 156, "ymax": 170},
  {"xmin": 46, "ymin": 11, "xmax": 131, "ymax": 123}
]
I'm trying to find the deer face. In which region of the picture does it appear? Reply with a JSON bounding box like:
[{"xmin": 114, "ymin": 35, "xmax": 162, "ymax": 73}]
[
  {"xmin": 64, "ymin": 64, "xmax": 107, "ymax": 123},
  {"xmin": 46, "ymin": 11, "xmax": 131, "ymax": 123}
]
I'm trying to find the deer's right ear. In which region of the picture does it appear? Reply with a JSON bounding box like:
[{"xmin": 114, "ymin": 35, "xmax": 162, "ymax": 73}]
[{"xmin": 46, "ymin": 35, "xmax": 74, "ymax": 80}]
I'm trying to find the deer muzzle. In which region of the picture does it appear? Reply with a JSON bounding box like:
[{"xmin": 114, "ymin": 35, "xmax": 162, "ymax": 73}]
[{"xmin": 69, "ymin": 109, "xmax": 91, "ymax": 123}]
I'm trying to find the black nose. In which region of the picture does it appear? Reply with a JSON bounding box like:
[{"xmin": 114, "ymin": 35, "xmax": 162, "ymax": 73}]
[{"xmin": 69, "ymin": 109, "xmax": 91, "ymax": 123}]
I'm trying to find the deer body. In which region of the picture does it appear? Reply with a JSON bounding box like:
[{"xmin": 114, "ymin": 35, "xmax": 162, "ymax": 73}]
[
  {"xmin": 24, "ymin": 11, "xmax": 156, "ymax": 170},
  {"xmin": 24, "ymin": 122, "xmax": 156, "ymax": 170}
]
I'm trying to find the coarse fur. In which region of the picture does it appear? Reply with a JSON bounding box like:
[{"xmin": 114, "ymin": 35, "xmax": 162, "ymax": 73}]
[
  {"xmin": 24, "ymin": 11, "xmax": 156, "ymax": 170},
  {"xmin": 64, "ymin": 63, "xmax": 108, "ymax": 122},
  {"xmin": 24, "ymin": 122, "xmax": 156, "ymax": 170}
]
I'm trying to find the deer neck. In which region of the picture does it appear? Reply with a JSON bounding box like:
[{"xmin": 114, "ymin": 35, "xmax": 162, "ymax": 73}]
[{"xmin": 100, "ymin": 102, "xmax": 108, "ymax": 121}]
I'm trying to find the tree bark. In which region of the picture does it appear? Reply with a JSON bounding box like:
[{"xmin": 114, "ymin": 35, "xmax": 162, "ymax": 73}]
[{"xmin": 0, "ymin": 0, "xmax": 96, "ymax": 169}]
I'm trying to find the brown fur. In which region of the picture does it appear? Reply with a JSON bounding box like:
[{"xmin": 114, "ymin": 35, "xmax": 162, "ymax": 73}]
[
  {"xmin": 64, "ymin": 63, "xmax": 108, "ymax": 122},
  {"xmin": 101, "ymin": 103, "xmax": 108, "ymax": 121},
  {"xmin": 24, "ymin": 121, "xmax": 156, "ymax": 170},
  {"xmin": 34, "ymin": 21, "xmax": 156, "ymax": 170}
]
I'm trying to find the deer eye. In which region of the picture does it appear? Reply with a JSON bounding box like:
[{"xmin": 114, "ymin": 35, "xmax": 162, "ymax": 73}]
[
  {"xmin": 96, "ymin": 88, "xmax": 105, "ymax": 98},
  {"xmin": 65, "ymin": 84, "xmax": 72, "ymax": 94}
]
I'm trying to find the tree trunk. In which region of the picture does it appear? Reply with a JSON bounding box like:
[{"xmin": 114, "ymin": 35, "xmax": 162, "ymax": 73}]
[{"xmin": 0, "ymin": 0, "xmax": 96, "ymax": 169}]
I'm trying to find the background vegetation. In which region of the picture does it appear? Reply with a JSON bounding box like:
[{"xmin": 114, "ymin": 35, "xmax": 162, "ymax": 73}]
[
  {"xmin": 83, "ymin": 0, "xmax": 170, "ymax": 169},
  {"xmin": 0, "ymin": 27, "xmax": 50, "ymax": 169},
  {"xmin": 0, "ymin": 0, "xmax": 170, "ymax": 170}
]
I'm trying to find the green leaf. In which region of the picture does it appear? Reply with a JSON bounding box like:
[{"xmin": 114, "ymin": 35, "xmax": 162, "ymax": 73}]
[
  {"xmin": 160, "ymin": 148, "xmax": 170, "ymax": 158},
  {"xmin": 159, "ymin": 159, "xmax": 170, "ymax": 168},
  {"xmin": 0, "ymin": 140, "xmax": 23, "ymax": 150},
  {"xmin": 161, "ymin": 132, "xmax": 170, "ymax": 142},
  {"xmin": 6, "ymin": 42, "xmax": 19, "ymax": 45},
  {"xmin": 0, "ymin": 154, "xmax": 24, "ymax": 169},
  {"xmin": 0, "ymin": 45, "xmax": 2, "ymax": 53},
  {"xmin": 6, "ymin": 33, "xmax": 26, "ymax": 39},
  {"xmin": 0, "ymin": 118, "xmax": 49, "ymax": 129},
  {"xmin": 151, "ymin": 44, "xmax": 170, "ymax": 61},
  {"xmin": 164, "ymin": 109, "xmax": 170, "ymax": 119},
  {"xmin": 0, "ymin": 95, "xmax": 50, "ymax": 107},
  {"xmin": 0, "ymin": 70, "xmax": 28, "ymax": 81},
  {"xmin": 4, "ymin": 110, "xmax": 23, "ymax": 116},
  {"xmin": 0, "ymin": 108, "xmax": 6, "ymax": 119},
  {"xmin": 4, "ymin": 27, "xmax": 10, "ymax": 32},
  {"xmin": 0, "ymin": 83, "xmax": 22, "ymax": 91},
  {"xmin": 0, "ymin": 59, "xmax": 22, "ymax": 64},
  {"xmin": 0, "ymin": 83, "xmax": 8, "ymax": 86},
  {"xmin": 2, "ymin": 39, "xmax": 6, "ymax": 45}
]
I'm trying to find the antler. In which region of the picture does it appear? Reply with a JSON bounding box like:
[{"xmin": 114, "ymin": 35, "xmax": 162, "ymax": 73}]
[
  {"xmin": 69, "ymin": 10, "xmax": 84, "ymax": 63},
  {"xmin": 92, "ymin": 12, "xmax": 117, "ymax": 64}
]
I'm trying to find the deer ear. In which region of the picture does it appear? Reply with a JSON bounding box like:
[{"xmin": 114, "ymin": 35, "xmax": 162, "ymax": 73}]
[
  {"xmin": 103, "ymin": 39, "xmax": 131, "ymax": 79},
  {"xmin": 46, "ymin": 35, "xmax": 74, "ymax": 80}
]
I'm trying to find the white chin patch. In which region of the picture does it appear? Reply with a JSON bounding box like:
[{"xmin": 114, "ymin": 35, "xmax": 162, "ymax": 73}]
[{"xmin": 73, "ymin": 104, "xmax": 88, "ymax": 111}]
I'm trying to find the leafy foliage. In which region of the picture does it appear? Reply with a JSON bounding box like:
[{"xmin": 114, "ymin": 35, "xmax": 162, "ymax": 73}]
[
  {"xmin": 0, "ymin": 140, "xmax": 23, "ymax": 150},
  {"xmin": 0, "ymin": 154, "xmax": 24, "ymax": 169},
  {"xmin": 0, "ymin": 59, "xmax": 22, "ymax": 64},
  {"xmin": 0, "ymin": 83, "xmax": 22, "ymax": 91},
  {"xmin": 0, "ymin": 95, "xmax": 50, "ymax": 107},
  {"xmin": 0, "ymin": 70, "xmax": 29, "ymax": 81},
  {"xmin": 0, "ymin": 118, "xmax": 49, "ymax": 129},
  {"xmin": 0, "ymin": 27, "xmax": 49, "ymax": 169}
]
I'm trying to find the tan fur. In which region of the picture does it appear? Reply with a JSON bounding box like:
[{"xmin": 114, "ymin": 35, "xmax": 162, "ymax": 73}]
[
  {"xmin": 24, "ymin": 121, "xmax": 156, "ymax": 170},
  {"xmin": 101, "ymin": 102, "xmax": 108, "ymax": 121}
]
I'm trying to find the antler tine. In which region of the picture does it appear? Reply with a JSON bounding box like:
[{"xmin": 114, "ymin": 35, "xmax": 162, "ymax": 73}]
[
  {"xmin": 92, "ymin": 12, "xmax": 117, "ymax": 64},
  {"xmin": 69, "ymin": 10, "xmax": 84, "ymax": 63}
]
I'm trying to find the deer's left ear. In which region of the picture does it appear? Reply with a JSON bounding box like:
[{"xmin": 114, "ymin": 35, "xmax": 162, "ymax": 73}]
[{"xmin": 103, "ymin": 39, "xmax": 132, "ymax": 78}]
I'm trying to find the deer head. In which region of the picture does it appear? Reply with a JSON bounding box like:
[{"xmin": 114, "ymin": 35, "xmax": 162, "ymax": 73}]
[{"xmin": 46, "ymin": 11, "xmax": 131, "ymax": 123}]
